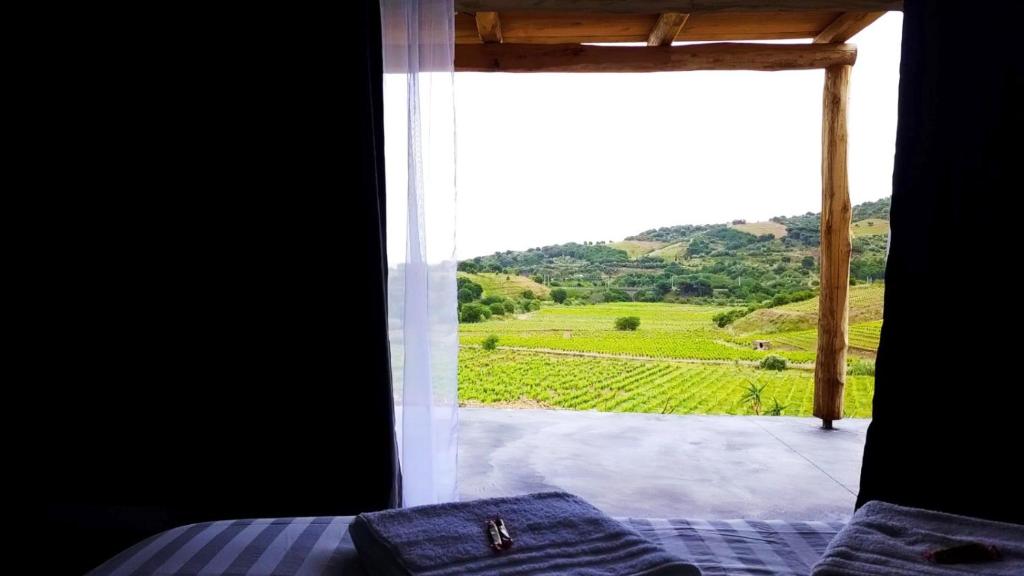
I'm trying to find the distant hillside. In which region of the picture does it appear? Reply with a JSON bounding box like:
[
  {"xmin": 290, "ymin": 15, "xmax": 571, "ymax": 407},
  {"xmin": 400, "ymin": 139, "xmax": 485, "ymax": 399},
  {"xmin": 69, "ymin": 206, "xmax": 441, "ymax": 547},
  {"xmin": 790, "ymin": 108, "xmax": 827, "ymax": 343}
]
[
  {"xmin": 457, "ymin": 272, "xmax": 550, "ymax": 300},
  {"xmin": 731, "ymin": 283, "xmax": 885, "ymax": 334},
  {"xmin": 459, "ymin": 197, "xmax": 890, "ymax": 307},
  {"xmin": 730, "ymin": 221, "xmax": 787, "ymax": 238}
]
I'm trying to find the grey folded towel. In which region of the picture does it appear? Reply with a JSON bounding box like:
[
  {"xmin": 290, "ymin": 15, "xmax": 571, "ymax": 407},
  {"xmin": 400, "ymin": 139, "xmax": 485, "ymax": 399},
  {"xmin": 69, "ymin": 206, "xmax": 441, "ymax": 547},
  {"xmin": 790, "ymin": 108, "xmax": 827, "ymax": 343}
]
[
  {"xmin": 812, "ymin": 500, "xmax": 1024, "ymax": 576},
  {"xmin": 350, "ymin": 491, "xmax": 701, "ymax": 576}
]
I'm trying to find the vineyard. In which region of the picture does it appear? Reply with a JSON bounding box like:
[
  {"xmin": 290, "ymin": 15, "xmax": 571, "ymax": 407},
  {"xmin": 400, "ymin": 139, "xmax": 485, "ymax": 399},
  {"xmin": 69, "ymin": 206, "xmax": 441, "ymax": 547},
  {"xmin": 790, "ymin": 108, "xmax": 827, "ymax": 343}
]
[
  {"xmin": 460, "ymin": 302, "xmax": 817, "ymax": 363},
  {"xmin": 460, "ymin": 348, "xmax": 875, "ymax": 418},
  {"xmin": 458, "ymin": 293, "xmax": 882, "ymax": 417}
]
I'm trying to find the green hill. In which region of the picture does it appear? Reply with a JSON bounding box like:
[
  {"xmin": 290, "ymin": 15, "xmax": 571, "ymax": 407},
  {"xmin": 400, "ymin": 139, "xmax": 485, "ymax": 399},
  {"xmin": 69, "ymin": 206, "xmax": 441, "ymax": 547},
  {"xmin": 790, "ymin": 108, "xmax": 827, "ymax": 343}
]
[
  {"xmin": 458, "ymin": 197, "xmax": 890, "ymax": 307},
  {"xmin": 457, "ymin": 272, "xmax": 550, "ymax": 299},
  {"xmin": 731, "ymin": 283, "xmax": 885, "ymax": 334}
]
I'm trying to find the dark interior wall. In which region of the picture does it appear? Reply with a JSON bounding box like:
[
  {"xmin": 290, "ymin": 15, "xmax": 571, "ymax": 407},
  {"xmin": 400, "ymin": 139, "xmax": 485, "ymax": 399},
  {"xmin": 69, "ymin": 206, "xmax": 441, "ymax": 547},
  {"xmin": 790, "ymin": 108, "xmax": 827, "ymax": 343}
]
[
  {"xmin": 40, "ymin": 2, "xmax": 399, "ymax": 572},
  {"xmin": 858, "ymin": 0, "xmax": 1024, "ymax": 524}
]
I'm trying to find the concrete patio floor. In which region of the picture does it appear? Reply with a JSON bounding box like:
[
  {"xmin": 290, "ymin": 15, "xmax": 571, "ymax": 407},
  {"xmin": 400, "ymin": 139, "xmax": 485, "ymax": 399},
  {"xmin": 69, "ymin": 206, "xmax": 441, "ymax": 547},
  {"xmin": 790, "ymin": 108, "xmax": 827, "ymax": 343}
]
[{"xmin": 458, "ymin": 407, "xmax": 869, "ymax": 522}]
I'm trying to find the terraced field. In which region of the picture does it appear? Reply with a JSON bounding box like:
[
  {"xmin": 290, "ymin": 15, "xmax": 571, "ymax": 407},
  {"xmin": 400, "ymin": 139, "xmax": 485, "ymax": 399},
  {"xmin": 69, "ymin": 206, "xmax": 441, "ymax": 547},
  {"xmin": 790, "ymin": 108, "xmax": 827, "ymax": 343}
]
[{"xmin": 460, "ymin": 348, "xmax": 875, "ymax": 417}]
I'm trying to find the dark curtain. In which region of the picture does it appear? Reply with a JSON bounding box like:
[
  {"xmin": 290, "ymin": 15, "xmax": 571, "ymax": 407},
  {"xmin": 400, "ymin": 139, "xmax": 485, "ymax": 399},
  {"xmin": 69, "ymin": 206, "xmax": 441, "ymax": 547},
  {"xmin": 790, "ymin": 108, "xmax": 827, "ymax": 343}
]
[
  {"xmin": 857, "ymin": 0, "xmax": 1023, "ymax": 524},
  {"xmin": 42, "ymin": 1, "xmax": 400, "ymax": 572}
]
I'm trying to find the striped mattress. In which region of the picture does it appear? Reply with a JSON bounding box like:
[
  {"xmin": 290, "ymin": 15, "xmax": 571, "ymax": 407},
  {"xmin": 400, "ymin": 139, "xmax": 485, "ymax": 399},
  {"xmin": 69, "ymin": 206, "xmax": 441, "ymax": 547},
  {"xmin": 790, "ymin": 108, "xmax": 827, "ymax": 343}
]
[{"xmin": 89, "ymin": 516, "xmax": 845, "ymax": 576}]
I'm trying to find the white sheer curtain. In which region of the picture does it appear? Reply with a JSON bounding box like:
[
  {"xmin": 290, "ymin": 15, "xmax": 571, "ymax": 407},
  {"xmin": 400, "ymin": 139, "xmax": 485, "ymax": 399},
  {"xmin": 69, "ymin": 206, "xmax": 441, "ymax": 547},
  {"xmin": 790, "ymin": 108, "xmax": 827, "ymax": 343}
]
[{"xmin": 381, "ymin": 0, "xmax": 459, "ymax": 507}]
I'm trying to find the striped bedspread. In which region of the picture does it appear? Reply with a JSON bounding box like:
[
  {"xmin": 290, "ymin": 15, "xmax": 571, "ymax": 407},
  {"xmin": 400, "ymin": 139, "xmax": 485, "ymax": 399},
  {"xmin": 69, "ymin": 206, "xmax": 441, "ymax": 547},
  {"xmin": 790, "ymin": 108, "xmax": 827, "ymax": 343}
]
[{"xmin": 90, "ymin": 516, "xmax": 845, "ymax": 576}]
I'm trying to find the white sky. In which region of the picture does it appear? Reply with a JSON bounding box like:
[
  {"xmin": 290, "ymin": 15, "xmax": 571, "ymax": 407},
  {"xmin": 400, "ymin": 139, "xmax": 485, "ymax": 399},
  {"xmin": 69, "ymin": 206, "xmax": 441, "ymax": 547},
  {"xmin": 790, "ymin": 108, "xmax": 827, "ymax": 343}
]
[{"xmin": 453, "ymin": 12, "xmax": 903, "ymax": 259}]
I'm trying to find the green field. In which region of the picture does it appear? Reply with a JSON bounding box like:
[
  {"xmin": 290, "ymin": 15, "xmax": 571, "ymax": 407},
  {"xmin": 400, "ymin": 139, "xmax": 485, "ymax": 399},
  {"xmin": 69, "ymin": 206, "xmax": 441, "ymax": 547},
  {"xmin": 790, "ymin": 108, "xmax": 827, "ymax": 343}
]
[
  {"xmin": 460, "ymin": 348, "xmax": 875, "ymax": 418},
  {"xmin": 852, "ymin": 218, "xmax": 891, "ymax": 237},
  {"xmin": 461, "ymin": 302, "xmax": 817, "ymax": 363},
  {"xmin": 457, "ymin": 272, "xmax": 550, "ymax": 299},
  {"xmin": 609, "ymin": 240, "xmax": 667, "ymax": 259},
  {"xmin": 457, "ymin": 274, "xmax": 880, "ymax": 418},
  {"xmin": 730, "ymin": 221, "xmax": 788, "ymax": 238}
]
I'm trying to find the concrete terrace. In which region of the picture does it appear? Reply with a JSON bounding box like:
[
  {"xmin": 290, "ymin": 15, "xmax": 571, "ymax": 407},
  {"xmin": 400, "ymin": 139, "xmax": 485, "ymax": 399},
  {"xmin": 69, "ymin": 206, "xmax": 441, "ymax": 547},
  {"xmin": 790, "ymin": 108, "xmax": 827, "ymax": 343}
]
[{"xmin": 458, "ymin": 407, "xmax": 869, "ymax": 522}]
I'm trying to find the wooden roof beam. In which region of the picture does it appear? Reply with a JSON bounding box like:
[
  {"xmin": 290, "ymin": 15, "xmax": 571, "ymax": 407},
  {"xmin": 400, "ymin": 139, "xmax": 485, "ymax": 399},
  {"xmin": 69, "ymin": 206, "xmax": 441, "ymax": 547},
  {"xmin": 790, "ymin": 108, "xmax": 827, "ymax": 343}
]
[
  {"xmin": 456, "ymin": 42, "xmax": 857, "ymax": 73},
  {"xmin": 648, "ymin": 13, "xmax": 690, "ymax": 46},
  {"xmin": 455, "ymin": 1, "xmax": 901, "ymax": 14},
  {"xmin": 475, "ymin": 11, "xmax": 503, "ymax": 43},
  {"xmin": 813, "ymin": 11, "xmax": 885, "ymax": 43}
]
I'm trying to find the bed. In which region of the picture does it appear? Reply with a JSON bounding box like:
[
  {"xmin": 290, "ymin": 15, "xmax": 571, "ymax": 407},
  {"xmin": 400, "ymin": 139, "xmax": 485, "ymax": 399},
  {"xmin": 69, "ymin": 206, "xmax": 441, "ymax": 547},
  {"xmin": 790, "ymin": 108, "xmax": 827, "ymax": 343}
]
[{"xmin": 88, "ymin": 516, "xmax": 845, "ymax": 576}]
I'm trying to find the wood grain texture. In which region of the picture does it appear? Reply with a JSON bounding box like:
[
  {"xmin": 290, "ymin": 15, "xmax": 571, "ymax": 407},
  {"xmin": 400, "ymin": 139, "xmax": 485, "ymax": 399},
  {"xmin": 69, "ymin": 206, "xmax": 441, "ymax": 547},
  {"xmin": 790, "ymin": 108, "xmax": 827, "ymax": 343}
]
[
  {"xmin": 648, "ymin": 13, "xmax": 690, "ymax": 46},
  {"xmin": 456, "ymin": 41, "xmax": 856, "ymax": 72},
  {"xmin": 476, "ymin": 11, "xmax": 504, "ymax": 43},
  {"xmin": 813, "ymin": 11, "xmax": 884, "ymax": 42},
  {"xmin": 456, "ymin": 11, "xmax": 853, "ymax": 43},
  {"xmin": 814, "ymin": 64, "xmax": 852, "ymax": 423},
  {"xmin": 455, "ymin": 1, "xmax": 902, "ymax": 13}
]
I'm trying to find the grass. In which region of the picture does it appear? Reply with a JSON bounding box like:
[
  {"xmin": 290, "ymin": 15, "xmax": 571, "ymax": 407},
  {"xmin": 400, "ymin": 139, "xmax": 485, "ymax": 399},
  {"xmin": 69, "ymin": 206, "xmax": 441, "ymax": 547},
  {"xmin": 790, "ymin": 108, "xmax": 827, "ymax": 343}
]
[
  {"xmin": 731, "ymin": 283, "xmax": 885, "ymax": 334},
  {"xmin": 458, "ymin": 272, "xmax": 550, "ymax": 299},
  {"xmin": 460, "ymin": 302, "xmax": 816, "ymax": 363},
  {"xmin": 459, "ymin": 348, "xmax": 874, "ymax": 417},
  {"xmin": 852, "ymin": 219, "xmax": 890, "ymax": 237},
  {"xmin": 647, "ymin": 241, "xmax": 687, "ymax": 262},
  {"xmin": 609, "ymin": 240, "xmax": 667, "ymax": 259},
  {"xmin": 730, "ymin": 221, "xmax": 788, "ymax": 238}
]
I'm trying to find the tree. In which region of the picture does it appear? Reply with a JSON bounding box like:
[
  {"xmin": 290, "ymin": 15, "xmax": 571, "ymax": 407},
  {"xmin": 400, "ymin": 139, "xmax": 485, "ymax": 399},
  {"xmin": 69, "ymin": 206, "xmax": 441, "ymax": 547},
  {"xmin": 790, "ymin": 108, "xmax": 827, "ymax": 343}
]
[
  {"xmin": 801, "ymin": 256, "xmax": 815, "ymax": 270},
  {"xmin": 550, "ymin": 288, "xmax": 568, "ymax": 303},
  {"xmin": 460, "ymin": 303, "xmax": 486, "ymax": 323},
  {"xmin": 686, "ymin": 238, "xmax": 711, "ymax": 257},
  {"xmin": 457, "ymin": 277, "xmax": 484, "ymax": 299},
  {"xmin": 615, "ymin": 316, "xmax": 641, "ymax": 331},
  {"xmin": 458, "ymin": 288, "xmax": 475, "ymax": 304}
]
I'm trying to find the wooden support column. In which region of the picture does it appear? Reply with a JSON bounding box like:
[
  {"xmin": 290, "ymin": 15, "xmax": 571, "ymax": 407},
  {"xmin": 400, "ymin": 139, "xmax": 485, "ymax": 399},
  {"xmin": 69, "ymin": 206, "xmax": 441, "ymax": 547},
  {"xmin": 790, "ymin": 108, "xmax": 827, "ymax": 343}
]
[{"xmin": 815, "ymin": 63, "xmax": 852, "ymax": 429}]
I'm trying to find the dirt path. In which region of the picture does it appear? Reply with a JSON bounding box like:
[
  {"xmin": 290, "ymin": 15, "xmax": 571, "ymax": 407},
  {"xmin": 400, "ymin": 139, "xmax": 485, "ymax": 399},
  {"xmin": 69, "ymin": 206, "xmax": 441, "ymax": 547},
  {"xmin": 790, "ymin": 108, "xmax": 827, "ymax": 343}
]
[{"xmin": 459, "ymin": 344, "xmax": 816, "ymax": 370}]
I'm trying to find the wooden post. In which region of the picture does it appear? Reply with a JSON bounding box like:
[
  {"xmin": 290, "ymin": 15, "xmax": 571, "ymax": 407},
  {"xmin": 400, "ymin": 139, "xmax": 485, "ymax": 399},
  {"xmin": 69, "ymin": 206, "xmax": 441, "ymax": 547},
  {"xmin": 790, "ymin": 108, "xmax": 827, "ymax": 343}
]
[{"xmin": 814, "ymin": 64, "xmax": 852, "ymax": 428}]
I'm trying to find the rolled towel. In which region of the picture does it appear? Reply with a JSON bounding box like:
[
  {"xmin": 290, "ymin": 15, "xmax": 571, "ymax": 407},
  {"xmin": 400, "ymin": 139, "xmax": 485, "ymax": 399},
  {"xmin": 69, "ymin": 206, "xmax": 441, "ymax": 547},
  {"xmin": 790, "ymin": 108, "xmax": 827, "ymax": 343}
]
[
  {"xmin": 350, "ymin": 491, "xmax": 701, "ymax": 576},
  {"xmin": 812, "ymin": 500, "xmax": 1024, "ymax": 576}
]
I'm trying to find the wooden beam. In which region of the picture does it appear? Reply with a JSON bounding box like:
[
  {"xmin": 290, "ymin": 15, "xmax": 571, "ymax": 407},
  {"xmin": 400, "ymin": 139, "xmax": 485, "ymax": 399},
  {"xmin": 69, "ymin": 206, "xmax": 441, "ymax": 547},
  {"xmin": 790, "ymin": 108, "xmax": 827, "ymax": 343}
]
[
  {"xmin": 456, "ymin": 42, "xmax": 856, "ymax": 72},
  {"xmin": 475, "ymin": 11, "xmax": 504, "ymax": 43},
  {"xmin": 455, "ymin": 1, "xmax": 901, "ymax": 14},
  {"xmin": 648, "ymin": 13, "xmax": 690, "ymax": 46},
  {"xmin": 814, "ymin": 64, "xmax": 852, "ymax": 427},
  {"xmin": 813, "ymin": 11, "xmax": 884, "ymax": 42}
]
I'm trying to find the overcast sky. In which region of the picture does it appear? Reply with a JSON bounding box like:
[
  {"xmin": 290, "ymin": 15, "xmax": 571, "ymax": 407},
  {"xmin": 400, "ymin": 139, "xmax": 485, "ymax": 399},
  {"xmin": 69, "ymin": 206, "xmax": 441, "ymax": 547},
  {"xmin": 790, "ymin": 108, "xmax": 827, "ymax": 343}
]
[{"xmin": 453, "ymin": 12, "xmax": 903, "ymax": 259}]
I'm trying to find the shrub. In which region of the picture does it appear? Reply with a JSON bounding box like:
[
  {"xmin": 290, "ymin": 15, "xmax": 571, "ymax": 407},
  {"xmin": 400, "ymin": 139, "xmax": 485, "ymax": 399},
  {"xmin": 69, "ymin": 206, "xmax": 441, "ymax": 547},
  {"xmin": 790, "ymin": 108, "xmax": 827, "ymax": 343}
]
[
  {"xmin": 503, "ymin": 301, "xmax": 515, "ymax": 314},
  {"xmin": 521, "ymin": 290, "xmax": 536, "ymax": 300},
  {"xmin": 527, "ymin": 299, "xmax": 541, "ymax": 311},
  {"xmin": 458, "ymin": 288, "xmax": 476, "ymax": 304},
  {"xmin": 457, "ymin": 277, "xmax": 484, "ymax": 299},
  {"xmin": 765, "ymin": 397, "xmax": 788, "ymax": 416},
  {"xmin": 481, "ymin": 306, "xmax": 493, "ymax": 319},
  {"xmin": 740, "ymin": 380, "xmax": 767, "ymax": 415},
  {"xmin": 847, "ymin": 359, "xmax": 876, "ymax": 376},
  {"xmin": 460, "ymin": 303, "xmax": 486, "ymax": 323},
  {"xmin": 713, "ymin": 308, "xmax": 748, "ymax": 328},
  {"xmin": 614, "ymin": 316, "xmax": 641, "ymax": 331},
  {"xmin": 489, "ymin": 303, "xmax": 506, "ymax": 316},
  {"xmin": 550, "ymin": 288, "xmax": 568, "ymax": 304},
  {"xmin": 760, "ymin": 355, "xmax": 787, "ymax": 371},
  {"xmin": 481, "ymin": 295, "xmax": 506, "ymax": 306},
  {"xmin": 482, "ymin": 335, "xmax": 499, "ymax": 351}
]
